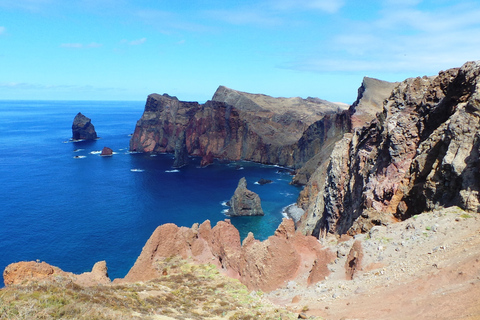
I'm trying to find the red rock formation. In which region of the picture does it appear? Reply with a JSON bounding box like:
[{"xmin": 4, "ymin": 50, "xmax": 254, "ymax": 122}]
[
  {"xmin": 119, "ymin": 218, "xmax": 335, "ymax": 292},
  {"xmin": 3, "ymin": 261, "xmax": 110, "ymax": 287}
]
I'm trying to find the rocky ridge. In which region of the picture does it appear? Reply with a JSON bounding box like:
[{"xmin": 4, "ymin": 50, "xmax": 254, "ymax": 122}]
[
  {"xmin": 297, "ymin": 61, "xmax": 480, "ymax": 237},
  {"xmin": 129, "ymin": 86, "xmax": 349, "ymax": 168},
  {"xmin": 117, "ymin": 218, "xmax": 335, "ymax": 293}
]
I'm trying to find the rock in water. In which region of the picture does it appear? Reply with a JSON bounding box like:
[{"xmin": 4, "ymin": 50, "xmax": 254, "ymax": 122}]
[
  {"xmin": 100, "ymin": 147, "xmax": 113, "ymax": 156},
  {"xmin": 257, "ymin": 178, "xmax": 273, "ymax": 185},
  {"xmin": 173, "ymin": 131, "xmax": 188, "ymax": 168},
  {"xmin": 227, "ymin": 177, "xmax": 264, "ymax": 216},
  {"xmin": 72, "ymin": 112, "xmax": 97, "ymax": 140}
]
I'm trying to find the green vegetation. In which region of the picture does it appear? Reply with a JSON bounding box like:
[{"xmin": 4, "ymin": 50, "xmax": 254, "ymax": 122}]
[{"xmin": 0, "ymin": 260, "xmax": 299, "ymax": 320}]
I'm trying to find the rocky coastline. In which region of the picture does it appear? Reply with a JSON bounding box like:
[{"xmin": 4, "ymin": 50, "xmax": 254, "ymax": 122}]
[{"xmin": 3, "ymin": 61, "xmax": 480, "ymax": 319}]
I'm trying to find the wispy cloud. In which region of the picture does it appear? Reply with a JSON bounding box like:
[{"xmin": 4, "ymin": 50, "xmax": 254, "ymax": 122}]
[
  {"xmin": 272, "ymin": 0, "xmax": 345, "ymax": 13},
  {"xmin": 0, "ymin": 0, "xmax": 54, "ymax": 12},
  {"xmin": 121, "ymin": 37, "xmax": 146, "ymax": 46},
  {"xmin": 0, "ymin": 81, "xmax": 124, "ymax": 92},
  {"xmin": 286, "ymin": 2, "xmax": 480, "ymax": 74},
  {"xmin": 135, "ymin": 9, "xmax": 212, "ymax": 34},
  {"xmin": 205, "ymin": 8, "xmax": 282, "ymax": 27},
  {"xmin": 60, "ymin": 42, "xmax": 102, "ymax": 49}
]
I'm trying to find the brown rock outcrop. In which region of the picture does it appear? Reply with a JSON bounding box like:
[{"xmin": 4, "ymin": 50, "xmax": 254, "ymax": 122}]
[
  {"xmin": 298, "ymin": 61, "xmax": 480, "ymax": 237},
  {"xmin": 100, "ymin": 146, "xmax": 113, "ymax": 156},
  {"xmin": 129, "ymin": 87, "xmax": 348, "ymax": 168},
  {"xmin": 119, "ymin": 218, "xmax": 335, "ymax": 292},
  {"xmin": 72, "ymin": 112, "xmax": 97, "ymax": 140},
  {"xmin": 227, "ymin": 177, "xmax": 264, "ymax": 216},
  {"xmin": 3, "ymin": 260, "xmax": 110, "ymax": 287}
]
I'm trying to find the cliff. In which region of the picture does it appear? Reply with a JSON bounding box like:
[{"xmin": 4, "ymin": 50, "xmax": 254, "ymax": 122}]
[
  {"xmin": 297, "ymin": 61, "xmax": 480, "ymax": 237},
  {"xmin": 129, "ymin": 86, "xmax": 349, "ymax": 167}
]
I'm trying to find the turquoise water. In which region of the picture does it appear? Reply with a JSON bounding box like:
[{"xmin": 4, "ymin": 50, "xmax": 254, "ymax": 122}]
[{"xmin": 0, "ymin": 100, "xmax": 301, "ymax": 283}]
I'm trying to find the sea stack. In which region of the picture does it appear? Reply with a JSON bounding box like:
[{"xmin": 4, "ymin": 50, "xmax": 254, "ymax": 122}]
[
  {"xmin": 72, "ymin": 112, "xmax": 97, "ymax": 140},
  {"xmin": 100, "ymin": 147, "xmax": 113, "ymax": 156},
  {"xmin": 227, "ymin": 177, "xmax": 264, "ymax": 216}
]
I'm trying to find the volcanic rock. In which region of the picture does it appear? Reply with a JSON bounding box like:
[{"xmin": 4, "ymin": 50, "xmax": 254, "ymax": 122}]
[
  {"xmin": 72, "ymin": 112, "xmax": 97, "ymax": 140},
  {"xmin": 3, "ymin": 260, "xmax": 110, "ymax": 287},
  {"xmin": 119, "ymin": 218, "xmax": 335, "ymax": 292},
  {"xmin": 257, "ymin": 178, "xmax": 273, "ymax": 185},
  {"xmin": 297, "ymin": 61, "xmax": 480, "ymax": 237},
  {"xmin": 100, "ymin": 146, "xmax": 113, "ymax": 156},
  {"xmin": 227, "ymin": 177, "xmax": 264, "ymax": 216},
  {"xmin": 129, "ymin": 87, "xmax": 348, "ymax": 168},
  {"xmin": 172, "ymin": 130, "xmax": 189, "ymax": 168}
]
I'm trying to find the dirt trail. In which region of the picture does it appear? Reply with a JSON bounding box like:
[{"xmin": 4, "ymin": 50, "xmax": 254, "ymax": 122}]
[{"xmin": 267, "ymin": 207, "xmax": 480, "ymax": 320}]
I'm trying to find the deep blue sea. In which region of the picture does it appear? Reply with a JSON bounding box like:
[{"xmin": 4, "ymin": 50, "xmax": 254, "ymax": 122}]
[{"xmin": 0, "ymin": 100, "xmax": 301, "ymax": 284}]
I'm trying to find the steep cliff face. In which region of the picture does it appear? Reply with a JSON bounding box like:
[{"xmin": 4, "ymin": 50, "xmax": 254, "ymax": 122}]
[
  {"xmin": 298, "ymin": 61, "xmax": 480, "ymax": 237},
  {"xmin": 130, "ymin": 87, "xmax": 348, "ymax": 167}
]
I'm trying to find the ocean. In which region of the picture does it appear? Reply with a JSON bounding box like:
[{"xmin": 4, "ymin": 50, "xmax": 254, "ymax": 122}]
[{"xmin": 0, "ymin": 100, "xmax": 301, "ymax": 283}]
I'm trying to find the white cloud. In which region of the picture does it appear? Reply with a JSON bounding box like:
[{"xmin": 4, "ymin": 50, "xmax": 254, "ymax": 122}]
[
  {"xmin": 60, "ymin": 42, "xmax": 103, "ymax": 49},
  {"xmin": 0, "ymin": 0, "xmax": 54, "ymax": 12},
  {"xmin": 273, "ymin": 0, "xmax": 345, "ymax": 13},
  {"xmin": 287, "ymin": 2, "xmax": 480, "ymax": 75},
  {"xmin": 60, "ymin": 43, "xmax": 83, "ymax": 48},
  {"xmin": 205, "ymin": 9, "xmax": 282, "ymax": 27},
  {"xmin": 128, "ymin": 38, "xmax": 146, "ymax": 46}
]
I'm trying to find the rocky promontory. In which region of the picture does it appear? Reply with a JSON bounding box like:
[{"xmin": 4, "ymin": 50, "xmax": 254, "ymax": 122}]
[
  {"xmin": 72, "ymin": 112, "xmax": 97, "ymax": 140},
  {"xmin": 129, "ymin": 86, "xmax": 349, "ymax": 167},
  {"xmin": 227, "ymin": 177, "xmax": 264, "ymax": 216}
]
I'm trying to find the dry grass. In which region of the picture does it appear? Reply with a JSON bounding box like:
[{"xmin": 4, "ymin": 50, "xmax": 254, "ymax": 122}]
[{"xmin": 0, "ymin": 258, "xmax": 298, "ymax": 320}]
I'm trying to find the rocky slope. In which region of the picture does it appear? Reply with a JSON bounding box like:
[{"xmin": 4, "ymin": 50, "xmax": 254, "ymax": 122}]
[
  {"xmin": 129, "ymin": 86, "xmax": 348, "ymax": 167},
  {"xmin": 117, "ymin": 218, "xmax": 335, "ymax": 293},
  {"xmin": 268, "ymin": 207, "xmax": 480, "ymax": 320},
  {"xmin": 297, "ymin": 61, "xmax": 480, "ymax": 237}
]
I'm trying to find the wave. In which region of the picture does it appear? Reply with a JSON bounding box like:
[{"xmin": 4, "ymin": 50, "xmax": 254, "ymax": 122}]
[
  {"xmin": 73, "ymin": 149, "xmax": 84, "ymax": 152},
  {"xmin": 281, "ymin": 203, "xmax": 305, "ymax": 222},
  {"xmin": 221, "ymin": 201, "xmax": 229, "ymax": 207},
  {"xmin": 130, "ymin": 169, "xmax": 144, "ymax": 172},
  {"xmin": 165, "ymin": 169, "xmax": 179, "ymax": 173},
  {"xmin": 73, "ymin": 155, "xmax": 86, "ymax": 159},
  {"xmin": 222, "ymin": 208, "xmax": 230, "ymax": 215},
  {"xmin": 90, "ymin": 151, "xmax": 102, "ymax": 155}
]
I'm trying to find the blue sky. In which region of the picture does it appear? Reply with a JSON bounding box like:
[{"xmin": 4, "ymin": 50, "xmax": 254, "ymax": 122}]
[{"xmin": 1, "ymin": 0, "xmax": 479, "ymax": 103}]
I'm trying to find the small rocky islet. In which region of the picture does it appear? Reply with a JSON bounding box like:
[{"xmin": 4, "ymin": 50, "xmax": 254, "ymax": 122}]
[{"xmin": 3, "ymin": 61, "xmax": 480, "ymax": 319}]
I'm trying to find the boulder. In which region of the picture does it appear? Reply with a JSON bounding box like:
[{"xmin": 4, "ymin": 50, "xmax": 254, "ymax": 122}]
[
  {"xmin": 257, "ymin": 178, "xmax": 273, "ymax": 185},
  {"xmin": 100, "ymin": 147, "xmax": 113, "ymax": 156},
  {"xmin": 72, "ymin": 112, "xmax": 97, "ymax": 140},
  {"xmin": 227, "ymin": 177, "xmax": 264, "ymax": 216}
]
